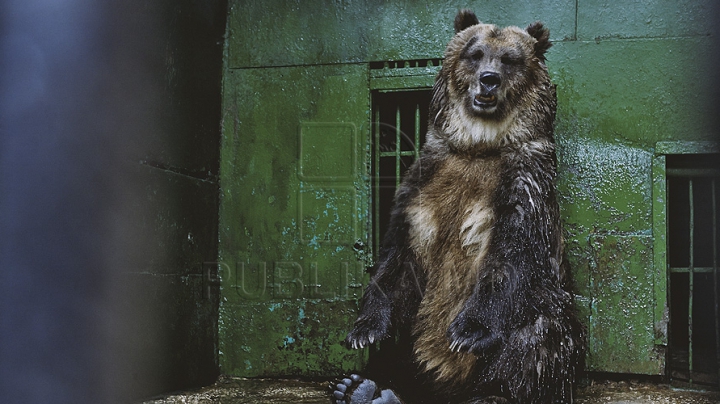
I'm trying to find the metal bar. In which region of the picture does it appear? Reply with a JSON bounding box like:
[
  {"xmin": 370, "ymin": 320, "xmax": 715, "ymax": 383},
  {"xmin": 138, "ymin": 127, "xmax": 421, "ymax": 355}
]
[
  {"xmin": 667, "ymin": 168, "xmax": 720, "ymax": 178},
  {"xmin": 713, "ymin": 178, "xmax": 720, "ymax": 386},
  {"xmin": 379, "ymin": 151, "xmax": 416, "ymax": 157},
  {"xmin": 415, "ymin": 102, "xmax": 420, "ymax": 158},
  {"xmin": 374, "ymin": 105, "xmax": 380, "ymax": 259},
  {"xmin": 395, "ymin": 105, "xmax": 401, "ymax": 188},
  {"xmin": 689, "ymin": 178, "xmax": 695, "ymax": 384},
  {"xmin": 669, "ymin": 267, "xmax": 719, "ymax": 273}
]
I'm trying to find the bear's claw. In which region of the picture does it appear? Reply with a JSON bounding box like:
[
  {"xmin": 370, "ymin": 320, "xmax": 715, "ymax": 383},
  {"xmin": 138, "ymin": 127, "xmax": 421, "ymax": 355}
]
[
  {"xmin": 345, "ymin": 313, "xmax": 390, "ymax": 349},
  {"xmin": 447, "ymin": 312, "xmax": 501, "ymax": 355}
]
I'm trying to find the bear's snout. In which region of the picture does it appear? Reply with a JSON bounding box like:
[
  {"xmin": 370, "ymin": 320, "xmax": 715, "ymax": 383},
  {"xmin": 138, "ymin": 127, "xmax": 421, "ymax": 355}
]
[
  {"xmin": 479, "ymin": 72, "xmax": 501, "ymax": 92},
  {"xmin": 472, "ymin": 72, "xmax": 501, "ymax": 110}
]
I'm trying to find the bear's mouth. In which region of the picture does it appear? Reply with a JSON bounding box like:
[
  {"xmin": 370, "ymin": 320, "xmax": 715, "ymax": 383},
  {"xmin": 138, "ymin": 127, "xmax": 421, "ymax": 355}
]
[{"xmin": 473, "ymin": 93, "xmax": 497, "ymax": 109}]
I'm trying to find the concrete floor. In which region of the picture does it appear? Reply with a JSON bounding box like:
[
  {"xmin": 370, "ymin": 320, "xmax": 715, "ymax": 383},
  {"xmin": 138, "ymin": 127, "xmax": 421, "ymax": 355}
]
[{"xmin": 142, "ymin": 377, "xmax": 720, "ymax": 404}]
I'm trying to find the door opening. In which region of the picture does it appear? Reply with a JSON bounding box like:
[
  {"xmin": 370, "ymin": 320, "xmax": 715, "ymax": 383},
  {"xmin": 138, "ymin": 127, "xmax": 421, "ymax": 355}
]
[
  {"xmin": 365, "ymin": 88, "xmax": 431, "ymax": 395},
  {"xmin": 667, "ymin": 153, "xmax": 720, "ymax": 388},
  {"xmin": 371, "ymin": 90, "xmax": 431, "ymax": 258}
]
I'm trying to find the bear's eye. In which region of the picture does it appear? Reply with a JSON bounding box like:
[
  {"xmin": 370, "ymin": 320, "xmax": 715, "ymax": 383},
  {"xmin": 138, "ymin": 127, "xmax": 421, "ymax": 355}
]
[
  {"xmin": 501, "ymin": 54, "xmax": 522, "ymax": 65},
  {"xmin": 468, "ymin": 49, "xmax": 484, "ymax": 61}
]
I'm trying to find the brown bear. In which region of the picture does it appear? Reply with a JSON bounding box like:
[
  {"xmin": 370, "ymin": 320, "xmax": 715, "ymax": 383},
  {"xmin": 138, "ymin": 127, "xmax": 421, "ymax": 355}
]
[{"xmin": 332, "ymin": 9, "xmax": 584, "ymax": 404}]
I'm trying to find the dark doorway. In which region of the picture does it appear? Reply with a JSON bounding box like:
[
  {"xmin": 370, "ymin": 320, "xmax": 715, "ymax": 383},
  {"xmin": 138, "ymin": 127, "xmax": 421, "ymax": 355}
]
[{"xmin": 667, "ymin": 154, "xmax": 720, "ymax": 388}]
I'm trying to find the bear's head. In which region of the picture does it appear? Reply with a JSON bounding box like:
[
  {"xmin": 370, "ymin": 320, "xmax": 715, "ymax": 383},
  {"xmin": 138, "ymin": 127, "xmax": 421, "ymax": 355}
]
[{"xmin": 430, "ymin": 9, "xmax": 555, "ymax": 150}]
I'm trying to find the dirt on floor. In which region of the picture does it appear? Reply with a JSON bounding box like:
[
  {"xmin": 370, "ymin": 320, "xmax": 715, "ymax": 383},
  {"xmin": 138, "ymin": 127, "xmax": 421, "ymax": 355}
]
[
  {"xmin": 141, "ymin": 377, "xmax": 720, "ymax": 404},
  {"xmin": 574, "ymin": 379, "xmax": 719, "ymax": 404}
]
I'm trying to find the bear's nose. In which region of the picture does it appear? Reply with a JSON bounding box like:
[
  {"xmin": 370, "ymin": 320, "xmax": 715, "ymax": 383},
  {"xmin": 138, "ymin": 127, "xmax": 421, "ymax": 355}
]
[{"xmin": 479, "ymin": 72, "xmax": 501, "ymax": 91}]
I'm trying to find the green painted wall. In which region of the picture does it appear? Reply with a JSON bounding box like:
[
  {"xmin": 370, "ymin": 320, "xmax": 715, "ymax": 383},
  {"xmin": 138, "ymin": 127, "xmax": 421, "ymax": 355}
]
[
  {"xmin": 219, "ymin": 0, "xmax": 718, "ymax": 376},
  {"xmin": 219, "ymin": 63, "xmax": 371, "ymax": 376}
]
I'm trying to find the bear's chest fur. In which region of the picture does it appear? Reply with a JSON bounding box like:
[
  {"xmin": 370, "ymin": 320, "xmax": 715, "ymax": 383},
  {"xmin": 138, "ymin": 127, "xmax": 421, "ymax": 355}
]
[
  {"xmin": 406, "ymin": 153, "xmax": 502, "ymax": 384},
  {"xmin": 407, "ymin": 154, "xmax": 501, "ymax": 265}
]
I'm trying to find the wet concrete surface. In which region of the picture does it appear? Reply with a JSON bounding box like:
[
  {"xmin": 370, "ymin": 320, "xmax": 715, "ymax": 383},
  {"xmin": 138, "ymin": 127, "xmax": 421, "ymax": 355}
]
[{"xmin": 142, "ymin": 376, "xmax": 720, "ymax": 404}]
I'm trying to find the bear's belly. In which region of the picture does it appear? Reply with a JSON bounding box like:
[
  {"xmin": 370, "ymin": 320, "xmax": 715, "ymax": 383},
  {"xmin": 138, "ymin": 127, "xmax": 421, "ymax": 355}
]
[{"xmin": 405, "ymin": 155, "xmax": 500, "ymax": 385}]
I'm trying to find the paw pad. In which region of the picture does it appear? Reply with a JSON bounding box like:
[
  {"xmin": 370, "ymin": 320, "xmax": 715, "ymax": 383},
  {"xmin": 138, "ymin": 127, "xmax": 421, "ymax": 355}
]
[{"xmin": 331, "ymin": 374, "xmax": 374, "ymax": 404}]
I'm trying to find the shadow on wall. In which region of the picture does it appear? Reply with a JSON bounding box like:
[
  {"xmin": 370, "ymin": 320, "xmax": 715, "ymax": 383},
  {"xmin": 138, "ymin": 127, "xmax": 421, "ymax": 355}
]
[{"xmin": 0, "ymin": 1, "xmax": 227, "ymax": 402}]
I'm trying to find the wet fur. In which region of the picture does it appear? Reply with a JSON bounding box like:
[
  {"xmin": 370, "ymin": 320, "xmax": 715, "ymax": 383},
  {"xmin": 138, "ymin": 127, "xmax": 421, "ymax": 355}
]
[{"xmin": 344, "ymin": 9, "xmax": 584, "ymax": 404}]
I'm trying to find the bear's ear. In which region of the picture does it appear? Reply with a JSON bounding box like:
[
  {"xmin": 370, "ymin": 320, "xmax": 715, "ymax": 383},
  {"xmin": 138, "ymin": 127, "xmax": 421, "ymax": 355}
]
[
  {"xmin": 454, "ymin": 9, "xmax": 480, "ymax": 33},
  {"xmin": 526, "ymin": 22, "xmax": 552, "ymax": 61}
]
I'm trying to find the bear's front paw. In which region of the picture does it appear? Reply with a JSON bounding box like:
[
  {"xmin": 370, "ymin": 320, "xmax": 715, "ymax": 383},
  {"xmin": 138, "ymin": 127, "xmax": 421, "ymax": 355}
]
[
  {"xmin": 447, "ymin": 311, "xmax": 501, "ymax": 355},
  {"xmin": 345, "ymin": 310, "xmax": 391, "ymax": 349}
]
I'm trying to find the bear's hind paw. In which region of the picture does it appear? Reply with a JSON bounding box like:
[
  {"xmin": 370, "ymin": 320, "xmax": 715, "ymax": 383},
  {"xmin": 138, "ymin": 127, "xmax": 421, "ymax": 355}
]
[{"xmin": 330, "ymin": 374, "xmax": 402, "ymax": 404}]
